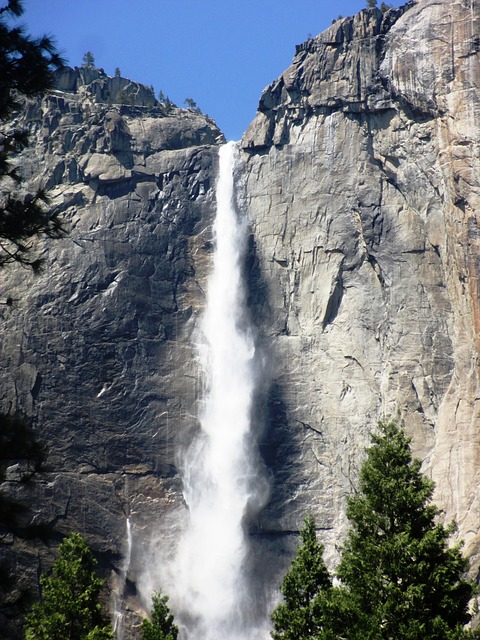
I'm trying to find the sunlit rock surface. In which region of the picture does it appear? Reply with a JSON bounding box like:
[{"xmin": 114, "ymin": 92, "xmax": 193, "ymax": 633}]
[
  {"xmin": 2, "ymin": 0, "xmax": 480, "ymax": 636},
  {"xmin": 0, "ymin": 67, "xmax": 222, "ymax": 636},
  {"xmin": 242, "ymin": 0, "xmax": 480, "ymax": 572}
]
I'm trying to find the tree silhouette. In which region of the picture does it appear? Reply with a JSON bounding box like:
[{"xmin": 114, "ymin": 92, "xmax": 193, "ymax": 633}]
[
  {"xmin": 81, "ymin": 51, "xmax": 95, "ymax": 69},
  {"xmin": 0, "ymin": 0, "xmax": 66, "ymax": 271}
]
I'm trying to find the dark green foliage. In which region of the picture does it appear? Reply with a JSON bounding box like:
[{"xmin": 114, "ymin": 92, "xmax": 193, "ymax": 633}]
[
  {"xmin": 116, "ymin": 90, "xmax": 134, "ymax": 106},
  {"xmin": 0, "ymin": 1, "xmax": 63, "ymax": 119},
  {"xmin": 366, "ymin": 0, "xmax": 377, "ymax": 7},
  {"xmin": 163, "ymin": 97, "xmax": 174, "ymax": 113},
  {"xmin": 184, "ymin": 97, "xmax": 197, "ymax": 110},
  {"xmin": 271, "ymin": 515, "xmax": 333, "ymax": 640},
  {"xmin": 0, "ymin": 0, "xmax": 66, "ymax": 270},
  {"xmin": 114, "ymin": 67, "xmax": 121, "ymax": 78},
  {"xmin": 184, "ymin": 97, "xmax": 202, "ymax": 114},
  {"xmin": 141, "ymin": 592, "xmax": 178, "ymax": 640},
  {"xmin": 380, "ymin": 2, "xmax": 392, "ymax": 11},
  {"xmin": 271, "ymin": 421, "xmax": 476, "ymax": 640},
  {"xmin": 337, "ymin": 419, "xmax": 474, "ymax": 639},
  {"xmin": 24, "ymin": 532, "xmax": 113, "ymax": 640},
  {"xmin": 0, "ymin": 189, "xmax": 65, "ymax": 271},
  {"xmin": 81, "ymin": 51, "xmax": 95, "ymax": 69}
]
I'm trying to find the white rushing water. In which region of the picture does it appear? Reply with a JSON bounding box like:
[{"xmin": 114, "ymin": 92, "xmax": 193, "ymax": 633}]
[
  {"xmin": 113, "ymin": 516, "xmax": 132, "ymax": 640},
  {"xmin": 173, "ymin": 141, "xmax": 268, "ymax": 640}
]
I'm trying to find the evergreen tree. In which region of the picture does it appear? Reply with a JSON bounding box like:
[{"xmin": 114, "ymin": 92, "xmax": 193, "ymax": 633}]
[
  {"xmin": 337, "ymin": 419, "xmax": 474, "ymax": 640},
  {"xmin": 184, "ymin": 97, "xmax": 197, "ymax": 110},
  {"xmin": 367, "ymin": 0, "xmax": 377, "ymax": 7},
  {"xmin": 81, "ymin": 51, "xmax": 95, "ymax": 69},
  {"xmin": 0, "ymin": 0, "xmax": 66, "ymax": 271},
  {"xmin": 24, "ymin": 532, "xmax": 113, "ymax": 640},
  {"xmin": 141, "ymin": 591, "xmax": 178, "ymax": 640},
  {"xmin": 271, "ymin": 514, "xmax": 333, "ymax": 640},
  {"xmin": 184, "ymin": 97, "xmax": 202, "ymax": 114},
  {"xmin": 160, "ymin": 95, "xmax": 174, "ymax": 114}
]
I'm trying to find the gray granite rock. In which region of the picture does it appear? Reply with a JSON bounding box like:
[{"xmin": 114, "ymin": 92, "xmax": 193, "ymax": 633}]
[
  {"xmin": 242, "ymin": 0, "xmax": 480, "ymax": 581},
  {"xmin": 2, "ymin": 0, "xmax": 480, "ymax": 635},
  {"xmin": 0, "ymin": 67, "xmax": 222, "ymax": 637}
]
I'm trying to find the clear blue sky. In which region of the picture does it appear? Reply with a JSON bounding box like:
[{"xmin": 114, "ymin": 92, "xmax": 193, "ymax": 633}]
[{"xmin": 22, "ymin": 0, "xmax": 404, "ymax": 141}]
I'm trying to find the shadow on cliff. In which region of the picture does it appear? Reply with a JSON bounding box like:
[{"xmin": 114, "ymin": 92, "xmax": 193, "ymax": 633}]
[
  {"xmin": 244, "ymin": 233, "xmax": 303, "ymax": 512},
  {"xmin": 241, "ymin": 231, "xmax": 305, "ymax": 614},
  {"xmin": 0, "ymin": 412, "xmax": 57, "ymax": 637}
]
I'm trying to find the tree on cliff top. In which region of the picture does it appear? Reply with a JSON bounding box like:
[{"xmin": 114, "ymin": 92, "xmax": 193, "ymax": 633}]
[
  {"xmin": 24, "ymin": 532, "xmax": 113, "ymax": 640},
  {"xmin": 81, "ymin": 51, "xmax": 95, "ymax": 69},
  {"xmin": 0, "ymin": 0, "xmax": 66, "ymax": 271},
  {"xmin": 337, "ymin": 419, "xmax": 475, "ymax": 639},
  {"xmin": 141, "ymin": 591, "xmax": 178, "ymax": 640},
  {"xmin": 271, "ymin": 514, "xmax": 333, "ymax": 640}
]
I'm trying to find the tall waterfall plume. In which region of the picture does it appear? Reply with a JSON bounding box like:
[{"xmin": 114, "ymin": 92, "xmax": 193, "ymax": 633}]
[
  {"xmin": 113, "ymin": 516, "xmax": 132, "ymax": 640},
  {"xmin": 173, "ymin": 141, "xmax": 269, "ymax": 640}
]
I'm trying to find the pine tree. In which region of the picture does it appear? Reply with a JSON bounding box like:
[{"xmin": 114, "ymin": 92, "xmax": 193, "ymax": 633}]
[
  {"xmin": 81, "ymin": 51, "xmax": 95, "ymax": 69},
  {"xmin": 271, "ymin": 514, "xmax": 333, "ymax": 640},
  {"xmin": 184, "ymin": 98, "xmax": 197, "ymax": 110},
  {"xmin": 0, "ymin": 0, "xmax": 66, "ymax": 271},
  {"xmin": 141, "ymin": 591, "xmax": 178, "ymax": 640},
  {"xmin": 24, "ymin": 532, "xmax": 113, "ymax": 640},
  {"xmin": 337, "ymin": 419, "xmax": 474, "ymax": 640}
]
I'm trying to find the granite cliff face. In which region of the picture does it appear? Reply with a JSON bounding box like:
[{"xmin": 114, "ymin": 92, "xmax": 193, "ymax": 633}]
[
  {"xmin": 1, "ymin": 0, "xmax": 480, "ymax": 636},
  {"xmin": 242, "ymin": 0, "xmax": 480, "ymax": 568},
  {"xmin": 0, "ymin": 67, "xmax": 223, "ymax": 635}
]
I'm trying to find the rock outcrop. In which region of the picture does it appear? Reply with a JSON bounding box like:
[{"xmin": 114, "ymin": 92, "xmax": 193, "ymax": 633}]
[{"xmin": 1, "ymin": 0, "xmax": 480, "ymax": 636}]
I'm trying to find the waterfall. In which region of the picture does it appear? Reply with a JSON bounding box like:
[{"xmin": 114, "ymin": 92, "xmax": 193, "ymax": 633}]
[
  {"xmin": 173, "ymin": 141, "xmax": 268, "ymax": 640},
  {"xmin": 113, "ymin": 516, "xmax": 132, "ymax": 640}
]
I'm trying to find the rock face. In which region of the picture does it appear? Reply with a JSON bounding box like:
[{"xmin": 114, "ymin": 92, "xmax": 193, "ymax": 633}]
[
  {"xmin": 1, "ymin": 0, "xmax": 480, "ymax": 636},
  {"xmin": 242, "ymin": 0, "xmax": 480, "ymax": 571},
  {"xmin": 0, "ymin": 67, "xmax": 223, "ymax": 636}
]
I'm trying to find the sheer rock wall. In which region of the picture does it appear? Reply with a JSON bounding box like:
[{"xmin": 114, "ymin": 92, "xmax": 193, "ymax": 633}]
[
  {"xmin": 242, "ymin": 0, "xmax": 480, "ymax": 571},
  {"xmin": 0, "ymin": 68, "xmax": 222, "ymax": 636},
  {"xmin": 1, "ymin": 0, "xmax": 480, "ymax": 635}
]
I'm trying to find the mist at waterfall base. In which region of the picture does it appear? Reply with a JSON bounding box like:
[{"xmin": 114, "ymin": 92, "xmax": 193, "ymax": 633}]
[
  {"xmin": 114, "ymin": 517, "xmax": 132, "ymax": 640},
  {"xmin": 167, "ymin": 141, "xmax": 270, "ymax": 640}
]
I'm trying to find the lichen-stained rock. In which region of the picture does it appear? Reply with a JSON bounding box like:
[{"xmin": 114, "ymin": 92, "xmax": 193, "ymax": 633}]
[
  {"xmin": 242, "ymin": 0, "xmax": 480, "ymax": 575},
  {"xmin": 0, "ymin": 67, "xmax": 222, "ymax": 637}
]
